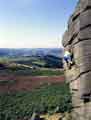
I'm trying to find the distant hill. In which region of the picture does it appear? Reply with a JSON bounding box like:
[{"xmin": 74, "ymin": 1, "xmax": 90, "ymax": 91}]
[
  {"xmin": 0, "ymin": 48, "xmax": 63, "ymax": 58},
  {"xmin": 44, "ymin": 55, "xmax": 63, "ymax": 68}
]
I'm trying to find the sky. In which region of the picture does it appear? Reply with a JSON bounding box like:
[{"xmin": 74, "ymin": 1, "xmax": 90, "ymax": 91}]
[{"xmin": 0, "ymin": 0, "xmax": 78, "ymax": 48}]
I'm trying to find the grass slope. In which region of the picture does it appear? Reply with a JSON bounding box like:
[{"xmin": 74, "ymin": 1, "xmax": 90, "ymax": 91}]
[{"xmin": 0, "ymin": 82, "xmax": 72, "ymax": 120}]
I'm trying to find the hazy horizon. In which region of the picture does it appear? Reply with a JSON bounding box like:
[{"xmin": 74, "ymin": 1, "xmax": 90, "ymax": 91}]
[
  {"xmin": 0, "ymin": 0, "xmax": 78, "ymax": 48},
  {"xmin": 0, "ymin": 47, "xmax": 62, "ymax": 49}
]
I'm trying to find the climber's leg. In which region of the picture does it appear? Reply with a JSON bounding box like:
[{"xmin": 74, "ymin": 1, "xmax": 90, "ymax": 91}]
[
  {"xmin": 64, "ymin": 55, "xmax": 72, "ymax": 64},
  {"xmin": 68, "ymin": 55, "xmax": 73, "ymax": 64},
  {"xmin": 64, "ymin": 56, "xmax": 69, "ymax": 64},
  {"xmin": 64, "ymin": 56, "xmax": 72, "ymax": 69}
]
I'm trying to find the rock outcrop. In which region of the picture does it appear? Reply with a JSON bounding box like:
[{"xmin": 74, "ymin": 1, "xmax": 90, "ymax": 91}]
[{"xmin": 62, "ymin": 0, "xmax": 91, "ymax": 119}]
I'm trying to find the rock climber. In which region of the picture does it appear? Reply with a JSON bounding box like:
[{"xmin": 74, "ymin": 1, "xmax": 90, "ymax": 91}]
[{"xmin": 64, "ymin": 47, "xmax": 73, "ymax": 69}]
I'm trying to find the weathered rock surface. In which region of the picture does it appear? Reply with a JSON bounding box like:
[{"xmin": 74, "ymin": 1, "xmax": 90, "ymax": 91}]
[{"xmin": 62, "ymin": 0, "xmax": 91, "ymax": 119}]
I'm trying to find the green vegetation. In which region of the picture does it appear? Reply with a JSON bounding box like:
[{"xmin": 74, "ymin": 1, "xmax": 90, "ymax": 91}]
[
  {"xmin": 0, "ymin": 82, "xmax": 72, "ymax": 120},
  {"xmin": 13, "ymin": 69, "xmax": 64, "ymax": 76},
  {"xmin": 0, "ymin": 55, "xmax": 63, "ymax": 69},
  {"xmin": 0, "ymin": 67, "xmax": 64, "ymax": 76},
  {"xmin": 0, "ymin": 56, "xmax": 46, "ymax": 66},
  {"xmin": 0, "ymin": 55, "xmax": 63, "ymax": 76}
]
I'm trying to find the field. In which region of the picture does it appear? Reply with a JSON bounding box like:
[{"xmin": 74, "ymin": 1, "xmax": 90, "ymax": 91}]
[
  {"xmin": 0, "ymin": 56, "xmax": 64, "ymax": 92},
  {"xmin": 0, "ymin": 83, "xmax": 72, "ymax": 120},
  {"xmin": 0, "ymin": 55, "xmax": 72, "ymax": 120},
  {"xmin": 0, "ymin": 55, "xmax": 63, "ymax": 68},
  {"xmin": 0, "ymin": 75, "xmax": 64, "ymax": 92},
  {"xmin": 0, "ymin": 68, "xmax": 64, "ymax": 76}
]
